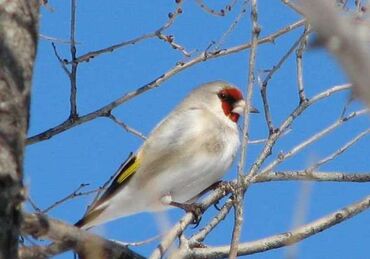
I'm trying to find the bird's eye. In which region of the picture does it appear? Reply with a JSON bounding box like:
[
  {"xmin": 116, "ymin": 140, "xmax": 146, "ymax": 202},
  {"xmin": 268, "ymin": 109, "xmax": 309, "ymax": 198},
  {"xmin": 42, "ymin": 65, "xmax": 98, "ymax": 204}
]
[{"xmin": 218, "ymin": 92, "xmax": 227, "ymax": 100}]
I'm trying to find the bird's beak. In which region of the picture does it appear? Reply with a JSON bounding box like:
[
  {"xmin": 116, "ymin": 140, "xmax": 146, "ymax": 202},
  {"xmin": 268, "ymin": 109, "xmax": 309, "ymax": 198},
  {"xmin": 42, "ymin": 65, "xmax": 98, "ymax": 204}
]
[
  {"xmin": 232, "ymin": 99, "xmax": 246, "ymax": 115},
  {"xmin": 232, "ymin": 100, "xmax": 259, "ymax": 115}
]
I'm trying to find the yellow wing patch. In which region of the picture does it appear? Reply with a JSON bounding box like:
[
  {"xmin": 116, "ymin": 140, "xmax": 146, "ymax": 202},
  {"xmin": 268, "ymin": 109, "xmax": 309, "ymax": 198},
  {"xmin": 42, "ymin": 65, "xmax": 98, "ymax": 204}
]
[
  {"xmin": 75, "ymin": 153, "xmax": 141, "ymax": 228},
  {"xmin": 117, "ymin": 157, "xmax": 140, "ymax": 183}
]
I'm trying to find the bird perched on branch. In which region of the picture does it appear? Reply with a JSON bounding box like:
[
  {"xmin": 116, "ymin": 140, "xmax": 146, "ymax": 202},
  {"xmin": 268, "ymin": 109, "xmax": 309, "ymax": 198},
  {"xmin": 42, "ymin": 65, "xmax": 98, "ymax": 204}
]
[{"xmin": 76, "ymin": 81, "xmax": 258, "ymax": 229}]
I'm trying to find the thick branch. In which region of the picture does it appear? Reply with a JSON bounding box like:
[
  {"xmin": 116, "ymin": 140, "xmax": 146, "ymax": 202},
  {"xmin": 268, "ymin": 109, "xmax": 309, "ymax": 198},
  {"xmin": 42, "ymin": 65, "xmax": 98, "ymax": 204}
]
[
  {"xmin": 20, "ymin": 213, "xmax": 144, "ymax": 259},
  {"xmin": 0, "ymin": 1, "xmax": 39, "ymax": 258}
]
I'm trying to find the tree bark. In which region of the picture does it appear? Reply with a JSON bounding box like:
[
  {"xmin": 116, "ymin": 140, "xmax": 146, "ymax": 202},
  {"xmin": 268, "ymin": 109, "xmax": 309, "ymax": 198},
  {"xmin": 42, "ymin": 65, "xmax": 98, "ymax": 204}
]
[{"xmin": 0, "ymin": 1, "xmax": 39, "ymax": 258}]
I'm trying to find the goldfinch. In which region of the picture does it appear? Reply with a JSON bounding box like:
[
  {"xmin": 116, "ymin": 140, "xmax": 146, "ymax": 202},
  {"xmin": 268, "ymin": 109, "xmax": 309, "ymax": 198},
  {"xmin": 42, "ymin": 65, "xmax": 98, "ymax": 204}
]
[{"xmin": 76, "ymin": 81, "xmax": 257, "ymax": 229}]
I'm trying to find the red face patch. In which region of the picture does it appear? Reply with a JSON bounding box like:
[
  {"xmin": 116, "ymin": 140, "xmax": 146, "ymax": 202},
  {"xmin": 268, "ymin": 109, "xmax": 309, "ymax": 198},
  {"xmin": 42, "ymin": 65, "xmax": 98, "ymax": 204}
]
[{"xmin": 217, "ymin": 88, "xmax": 244, "ymax": 123}]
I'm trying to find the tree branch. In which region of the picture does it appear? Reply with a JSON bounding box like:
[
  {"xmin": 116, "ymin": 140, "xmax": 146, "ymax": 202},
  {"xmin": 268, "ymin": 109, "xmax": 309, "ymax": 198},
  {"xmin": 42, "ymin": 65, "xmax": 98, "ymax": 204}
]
[
  {"xmin": 0, "ymin": 1, "xmax": 39, "ymax": 258},
  {"xmin": 27, "ymin": 19, "xmax": 305, "ymax": 145},
  {"xmin": 187, "ymin": 195, "xmax": 370, "ymax": 258},
  {"xmin": 20, "ymin": 212, "xmax": 144, "ymax": 259}
]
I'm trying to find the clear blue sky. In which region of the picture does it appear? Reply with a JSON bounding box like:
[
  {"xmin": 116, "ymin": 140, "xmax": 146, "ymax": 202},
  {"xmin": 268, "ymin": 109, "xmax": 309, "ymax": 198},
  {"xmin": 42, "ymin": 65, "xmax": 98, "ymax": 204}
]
[{"xmin": 27, "ymin": 1, "xmax": 369, "ymax": 258}]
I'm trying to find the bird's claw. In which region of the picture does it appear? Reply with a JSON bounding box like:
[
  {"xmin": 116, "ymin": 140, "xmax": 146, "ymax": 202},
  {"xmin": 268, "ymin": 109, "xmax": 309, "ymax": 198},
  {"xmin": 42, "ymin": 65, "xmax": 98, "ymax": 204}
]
[
  {"xmin": 214, "ymin": 200, "xmax": 221, "ymax": 211},
  {"xmin": 170, "ymin": 201, "xmax": 204, "ymax": 227}
]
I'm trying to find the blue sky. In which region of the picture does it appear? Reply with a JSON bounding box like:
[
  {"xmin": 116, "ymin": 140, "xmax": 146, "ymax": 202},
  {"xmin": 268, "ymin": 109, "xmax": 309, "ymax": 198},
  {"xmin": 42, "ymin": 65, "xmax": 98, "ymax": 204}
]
[{"xmin": 27, "ymin": 1, "xmax": 369, "ymax": 258}]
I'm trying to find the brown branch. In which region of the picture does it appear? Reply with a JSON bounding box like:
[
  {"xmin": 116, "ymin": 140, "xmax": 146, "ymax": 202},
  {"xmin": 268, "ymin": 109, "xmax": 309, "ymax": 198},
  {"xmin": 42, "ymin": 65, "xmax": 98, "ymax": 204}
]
[
  {"xmin": 259, "ymin": 109, "xmax": 368, "ymax": 175},
  {"xmin": 254, "ymin": 171, "xmax": 370, "ymax": 183},
  {"xmin": 260, "ymin": 30, "xmax": 308, "ymax": 133},
  {"xmin": 107, "ymin": 113, "xmax": 147, "ymax": 140},
  {"xmin": 39, "ymin": 34, "xmax": 75, "ymax": 44},
  {"xmin": 195, "ymin": 0, "xmax": 237, "ymax": 17},
  {"xmin": 189, "ymin": 199, "xmax": 234, "ymax": 245},
  {"xmin": 230, "ymin": 0, "xmax": 260, "ymax": 258},
  {"xmin": 246, "ymin": 83, "xmax": 352, "ymax": 182},
  {"xmin": 26, "ymin": 19, "xmax": 305, "ymax": 145},
  {"xmin": 0, "ymin": 1, "xmax": 39, "ymax": 258},
  {"xmin": 41, "ymin": 183, "xmax": 99, "ymax": 213},
  {"xmin": 149, "ymin": 183, "xmax": 235, "ymax": 259},
  {"xmin": 211, "ymin": 0, "xmax": 249, "ymax": 51},
  {"xmin": 187, "ymin": 195, "xmax": 370, "ymax": 258},
  {"xmin": 19, "ymin": 212, "xmax": 144, "ymax": 259},
  {"xmin": 69, "ymin": 0, "xmax": 78, "ymax": 119},
  {"xmin": 308, "ymin": 128, "xmax": 370, "ymax": 170},
  {"xmin": 67, "ymin": 1, "xmax": 184, "ymax": 64},
  {"xmin": 296, "ymin": 25, "xmax": 309, "ymax": 103}
]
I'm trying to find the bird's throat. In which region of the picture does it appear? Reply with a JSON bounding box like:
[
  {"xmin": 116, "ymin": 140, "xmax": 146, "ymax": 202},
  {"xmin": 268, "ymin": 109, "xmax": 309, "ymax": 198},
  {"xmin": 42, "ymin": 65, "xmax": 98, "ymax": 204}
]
[
  {"xmin": 221, "ymin": 102, "xmax": 239, "ymax": 122},
  {"xmin": 229, "ymin": 113, "xmax": 240, "ymax": 122}
]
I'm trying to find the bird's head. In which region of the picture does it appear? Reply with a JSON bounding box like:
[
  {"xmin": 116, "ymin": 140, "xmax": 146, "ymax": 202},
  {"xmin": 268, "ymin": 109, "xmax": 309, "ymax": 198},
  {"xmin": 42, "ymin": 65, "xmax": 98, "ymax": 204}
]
[{"xmin": 190, "ymin": 81, "xmax": 258, "ymax": 123}]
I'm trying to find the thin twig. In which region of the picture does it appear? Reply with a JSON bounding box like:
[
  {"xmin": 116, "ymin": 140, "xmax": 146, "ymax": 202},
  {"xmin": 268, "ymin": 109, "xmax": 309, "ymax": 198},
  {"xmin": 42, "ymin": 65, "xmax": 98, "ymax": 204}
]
[
  {"xmin": 42, "ymin": 184, "xmax": 99, "ymax": 213},
  {"xmin": 230, "ymin": 1, "xmax": 260, "ymax": 258},
  {"xmin": 212, "ymin": 0, "xmax": 250, "ymax": 51},
  {"xmin": 189, "ymin": 199, "xmax": 234, "ymax": 244},
  {"xmin": 107, "ymin": 113, "xmax": 147, "ymax": 140},
  {"xmin": 69, "ymin": 0, "xmax": 78, "ymax": 118},
  {"xmin": 111, "ymin": 233, "xmax": 163, "ymax": 247},
  {"xmin": 149, "ymin": 183, "xmax": 234, "ymax": 259},
  {"xmin": 253, "ymin": 171, "xmax": 370, "ymax": 183},
  {"xmin": 39, "ymin": 34, "xmax": 75, "ymax": 44},
  {"xmin": 68, "ymin": 1, "xmax": 184, "ymax": 64},
  {"xmin": 27, "ymin": 197, "xmax": 41, "ymax": 212},
  {"xmin": 51, "ymin": 43, "xmax": 70, "ymax": 77},
  {"xmin": 260, "ymin": 30, "xmax": 309, "ymax": 133},
  {"xmin": 296, "ymin": 25, "xmax": 309, "ymax": 103},
  {"xmin": 195, "ymin": 0, "xmax": 237, "ymax": 16},
  {"xmin": 245, "ymin": 83, "xmax": 352, "ymax": 183},
  {"xmin": 27, "ymin": 19, "xmax": 305, "ymax": 145},
  {"xmin": 188, "ymin": 195, "xmax": 370, "ymax": 258},
  {"xmin": 309, "ymin": 128, "xmax": 370, "ymax": 170},
  {"xmin": 260, "ymin": 109, "xmax": 368, "ymax": 175}
]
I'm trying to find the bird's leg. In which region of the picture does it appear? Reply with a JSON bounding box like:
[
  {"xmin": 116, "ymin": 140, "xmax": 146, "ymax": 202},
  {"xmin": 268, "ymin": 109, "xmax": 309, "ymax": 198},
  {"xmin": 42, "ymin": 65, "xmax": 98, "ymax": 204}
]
[
  {"xmin": 160, "ymin": 194, "xmax": 203, "ymax": 226},
  {"xmin": 169, "ymin": 201, "xmax": 204, "ymax": 227},
  {"xmin": 196, "ymin": 180, "xmax": 223, "ymax": 197}
]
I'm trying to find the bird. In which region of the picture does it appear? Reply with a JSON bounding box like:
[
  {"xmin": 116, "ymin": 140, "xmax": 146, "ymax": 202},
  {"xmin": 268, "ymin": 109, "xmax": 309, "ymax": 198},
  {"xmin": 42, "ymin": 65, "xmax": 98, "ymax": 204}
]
[{"xmin": 75, "ymin": 80, "xmax": 258, "ymax": 229}]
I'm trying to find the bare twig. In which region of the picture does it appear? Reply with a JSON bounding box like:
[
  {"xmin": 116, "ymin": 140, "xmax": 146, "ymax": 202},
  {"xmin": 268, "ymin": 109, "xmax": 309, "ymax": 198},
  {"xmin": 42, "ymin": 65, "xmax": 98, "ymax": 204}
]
[
  {"xmin": 260, "ymin": 30, "xmax": 309, "ymax": 133},
  {"xmin": 68, "ymin": 1, "xmax": 184, "ymax": 64},
  {"xmin": 230, "ymin": 0, "xmax": 260, "ymax": 258},
  {"xmin": 246, "ymin": 83, "xmax": 352, "ymax": 182},
  {"xmin": 27, "ymin": 19, "xmax": 305, "ymax": 145},
  {"xmin": 195, "ymin": 0, "xmax": 237, "ymax": 16},
  {"xmin": 296, "ymin": 25, "xmax": 309, "ymax": 103},
  {"xmin": 42, "ymin": 184, "xmax": 99, "ymax": 213},
  {"xmin": 309, "ymin": 128, "xmax": 370, "ymax": 170},
  {"xmin": 39, "ymin": 34, "xmax": 74, "ymax": 44},
  {"xmin": 212, "ymin": 0, "xmax": 250, "ymax": 51},
  {"xmin": 69, "ymin": 0, "xmax": 78, "ymax": 119},
  {"xmin": 149, "ymin": 183, "xmax": 234, "ymax": 259},
  {"xmin": 187, "ymin": 195, "xmax": 370, "ymax": 258},
  {"xmin": 51, "ymin": 43, "xmax": 70, "ymax": 77},
  {"xmin": 107, "ymin": 113, "xmax": 147, "ymax": 140},
  {"xmin": 254, "ymin": 171, "xmax": 370, "ymax": 183},
  {"xmin": 27, "ymin": 197, "xmax": 41, "ymax": 213},
  {"xmin": 111, "ymin": 233, "xmax": 163, "ymax": 247},
  {"xmin": 189, "ymin": 199, "xmax": 234, "ymax": 244},
  {"xmin": 259, "ymin": 109, "xmax": 368, "ymax": 175}
]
